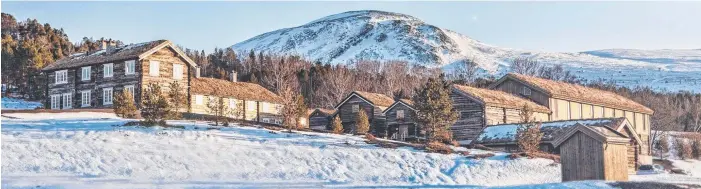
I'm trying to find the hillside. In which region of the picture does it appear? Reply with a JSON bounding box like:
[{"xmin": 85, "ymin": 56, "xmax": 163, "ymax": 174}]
[{"xmin": 231, "ymin": 10, "xmax": 701, "ymax": 92}]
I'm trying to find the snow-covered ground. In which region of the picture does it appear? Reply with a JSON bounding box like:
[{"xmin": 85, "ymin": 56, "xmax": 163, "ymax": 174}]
[
  {"xmin": 1, "ymin": 112, "xmax": 567, "ymax": 188},
  {"xmin": 1, "ymin": 97, "xmax": 42, "ymax": 110}
]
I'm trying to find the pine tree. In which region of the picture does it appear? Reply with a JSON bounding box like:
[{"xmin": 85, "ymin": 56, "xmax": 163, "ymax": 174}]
[
  {"xmin": 141, "ymin": 83, "xmax": 171, "ymax": 126},
  {"xmin": 331, "ymin": 115, "xmax": 344, "ymax": 134},
  {"xmin": 356, "ymin": 109, "xmax": 370, "ymax": 134},
  {"xmin": 206, "ymin": 94, "xmax": 227, "ymax": 126},
  {"xmin": 412, "ymin": 74, "xmax": 458, "ymax": 143},
  {"xmin": 113, "ymin": 89, "xmax": 137, "ymax": 118},
  {"xmin": 167, "ymin": 81, "xmax": 186, "ymax": 119}
]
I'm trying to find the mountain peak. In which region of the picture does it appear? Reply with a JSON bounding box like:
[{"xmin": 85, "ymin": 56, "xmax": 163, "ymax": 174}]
[{"xmin": 307, "ymin": 10, "xmax": 421, "ymax": 25}]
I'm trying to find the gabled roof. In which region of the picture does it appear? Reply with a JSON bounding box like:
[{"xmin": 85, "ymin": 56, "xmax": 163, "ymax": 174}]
[
  {"xmin": 472, "ymin": 118, "xmax": 641, "ymax": 146},
  {"xmin": 382, "ymin": 99, "xmax": 415, "ymax": 114},
  {"xmin": 307, "ymin": 108, "xmax": 336, "ymax": 117},
  {"xmin": 490, "ymin": 73, "xmax": 653, "ymax": 114},
  {"xmin": 452, "ymin": 84, "xmax": 550, "ymax": 113},
  {"xmin": 42, "ymin": 40, "xmax": 197, "ymax": 71},
  {"xmin": 191, "ymin": 77, "xmax": 282, "ymax": 103},
  {"xmin": 334, "ymin": 91, "xmax": 395, "ymax": 109},
  {"xmin": 552, "ymin": 124, "xmax": 630, "ymax": 147}
]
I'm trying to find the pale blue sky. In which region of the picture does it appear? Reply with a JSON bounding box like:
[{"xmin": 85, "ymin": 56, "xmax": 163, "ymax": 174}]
[{"xmin": 3, "ymin": 1, "xmax": 700, "ymax": 52}]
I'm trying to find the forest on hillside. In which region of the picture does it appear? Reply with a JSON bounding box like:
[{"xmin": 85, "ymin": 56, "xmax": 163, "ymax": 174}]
[{"xmin": 1, "ymin": 13, "xmax": 699, "ymax": 134}]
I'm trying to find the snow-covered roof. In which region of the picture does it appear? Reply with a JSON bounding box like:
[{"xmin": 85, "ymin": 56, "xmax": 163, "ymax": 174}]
[{"xmin": 472, "ymin": 118, "xmax": 628, "ymax": 145}]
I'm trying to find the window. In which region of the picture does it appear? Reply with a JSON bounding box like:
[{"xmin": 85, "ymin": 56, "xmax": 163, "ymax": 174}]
[
  {"xmin": 397, "ymin": 110, "xmax": 405, "ymax": 119},
  {"xmin": 62, "ymin": 93, "xmax": 72, "ymax": 109},
  {"xmin": 195, "ymin": 95, "xmax": 203, "ymax": 105},
  {"xmin": 352, "ymin": 104, "xmax": 359, "ymax": 113},
  {"xmin": 229, "ymin": 98, "xmax": 236, "ymax": 108},
  {"xmin": 55, "ymin": 70, "xmax": 68, "ymax": 84},
  {"xmin": 173, "ymin": 64, "xmax": 183, "ymax": 80},
  {"xmin": 103, "ymin": 87, "xmax": 113, "ymax": 105},
  {"xmin": 125, "ymin": 60, "xmax": 136, "ymax": 75},
  {"xmin": 50, "ymin": 95, "xmax": 60, "ymax": 109},
  {"xmin": 149, "ymin": 61, "xmax": 160, "ymax": 76},
  {"xmin": 124, "ymin": 85, "xmax": 135, "ymax": 97},
  {"xmin": 81, "ymin": 67, "xmax": 91, "ymax": 81},
  {"xmin": 103, "ymin": 63, "xmax": 114, "ymax": 78},
  {"xmin": 262, "ymin": 102, "xmax": 270, "ymax": 111},
  {"xmin": 81, "ymin": 90, "xmax": 91, "ymax": 107},
  {"xmin": 521, "ymin": 86, "xmax": 531, "ymax": 96}
]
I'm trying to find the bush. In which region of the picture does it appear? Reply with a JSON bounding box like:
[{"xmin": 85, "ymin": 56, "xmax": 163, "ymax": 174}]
[
  {"xmin": 516, "ymin": 122, "xmax": 543, "ymax": 153},
  {"xmin": 433, "ymin": 129, "xmax": 453, "ymax": 144},
  {"xmin": 141, "ymin": 83, "xmax": 171, "ymax": 125},
  {"xmin": 676, "ymin": 139, "xmax": 693, "ymax": 159},
  {"xmin": 113, "ymin": 89, "xmax": 138, "ymax": 118},
  {"xmin": 692, "ymin": 140, "xmax": 701, "ymax": 159},
  {"xmin": 331, "ymin": 115, "xmax": 344, "ymax": 134},
  {"xmin": 355, "ymin": 110, "xmax": 370, "ymax": 134},
  {"xmin": 426, "ymin": 141, "xmax": 452, "ymax": 154},
  {"xmin": 470, "ymin": 153, "xmax": 495, "ymax": 159}
]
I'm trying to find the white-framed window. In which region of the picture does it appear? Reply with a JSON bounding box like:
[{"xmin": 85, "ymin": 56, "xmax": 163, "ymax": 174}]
[
  {"xmin": 262, "ymin": 102, "xmax": 270, "ymax": 111},
  {"xmin": 55, "ymin": 70, "xmax": 68, "ymax": 84},
  {"xmin": 103, "ymin": 87, "xmax": 113, "ymax": 105},
  {"xmin": 229, "ymin": 98, "xmax": 236, "ymax": 108},
  {"xmin": 195, "ymin": 95, "xmax": 203, "ymax": 105},
  {"xmin": 521, "ymin": 86, "xmax": 531, "ymax": 96},
  {"xmin": 81, "ymin": 90, "xmax": 91, "ymax": 107},
  {"xmin": 81, "ymin": 67, "xmax": 91, "ymax": 81},
  {"xmin": 173, "ymin": 64, "xmax": 183, "ymax": 80},
  {"xmin": 352, "ymin": 104, "xmax": 359, "ymax": 113},
  {"xmin": 397, "ymin": 110, "xmax": 405, "ymax": 119},
  {"xmin": 50, "ymin": 95, "xmax": 61, "ymax": 109},
  {"xmin": 124, "ymin": 85, "xmax": 135, "ymax": 97},
  {"xmin": 103, "ymin": 63, "xmax": 114, "ymax": 78},
  {"xmin": 125, "ymin": 60, "xmax": 136, "ymax": 75},
  {"xmin": 149, "ymin": 61, "xmax": 160, "ymax": 76},
  {"xmin": 62, "ymin": 93, "xmax": 72, "ymax": 109}
]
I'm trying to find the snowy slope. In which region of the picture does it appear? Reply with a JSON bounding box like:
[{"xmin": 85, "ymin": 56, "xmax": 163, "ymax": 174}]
[{"xmin": 231, "ymin": 10, "xmax": 701, "ymax": 92}]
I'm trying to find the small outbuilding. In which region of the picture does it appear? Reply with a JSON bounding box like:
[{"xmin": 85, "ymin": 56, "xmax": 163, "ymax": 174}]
[
  {"xmin": 383, "ymin": 99, "xmax": 419, "ymax": 141},
  {"xmin": 307, "ymin": 108, "xmax": 336, "ymax": 131},
  {"xmin": 553, "ymin": 123, "xmax": 630, "ymax": 182}
]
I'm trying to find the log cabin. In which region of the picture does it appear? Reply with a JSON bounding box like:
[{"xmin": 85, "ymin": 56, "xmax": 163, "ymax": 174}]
[
  {"xmin": 450, "ymin": 84, "xmax": 551, "ymax": 144},
  {"xmin": 473, "ymin": 117, "xmax": 643, "ymax": 173},
  {"xmin": 489, "ymin": 73, "xmax": 654, "ymax": 163},
  {"xmin": 41, "ymin": 40, "xmax": 197, "ymax": 110},
  {"xmin": 334, "ymin": 91, "xmax": 394, "ymax": 135},
  {"xmin": 307, "ymin": 108, "xmax": 336, "ymax": 131},
  {"xmin": 383, "ymin": 99, "xmax": 419, "ymax": 141},
  {"xmin": 189, "ymin": 73, "xmax": 283, "ymax": 125}
]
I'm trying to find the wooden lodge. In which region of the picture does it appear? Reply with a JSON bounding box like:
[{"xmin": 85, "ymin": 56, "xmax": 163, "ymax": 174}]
[
  {"xmin": 334, "ymin": 91, "xmax": 394, "ymax": 135},
  {"xmin": 41, "ymin": 40, "xmax": 197, "ymax": 110},
  {"xmin": 383, "ymin": 99, "xmax": 419, "ymax": 141},
  {"xmin": 189, "ymin": 74, "xmax": 284, "ymax": 125},
  {"xmin": 490, "ymin": 73, "xmax": 654, "ymax": 163},
  {"xmin": 307, "ymin": 108, "xmax": 336, "ymax": 131},
  {"xmin": 450, "ymin": 84, "xmax": 551, "ymax": 144},
  {"xmin": 473, "ymin": 117, "xmax": 643, "ymax": 173},
  {"xmin": 555, "ymin": 124, "xmax": 632, "ymax": 181}
]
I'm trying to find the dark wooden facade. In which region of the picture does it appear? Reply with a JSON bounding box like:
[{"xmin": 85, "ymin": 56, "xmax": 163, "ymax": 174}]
[
  {"xmin": 449, "ymin": 88, "xmax": 486, "ymax": 143},
  {"xmin": 334, "ymin": 92, "xmax": 390, "ymax": 135},
  {"xmin": 43, "ymin": 40, "xmax": 196, "ymax": 111},
  {"xmin": 383, "ymin": 100, "xmax": 418, "ymax": 141},
  {"xmin": 308, "ymin": 109, "xmax": 335, "ymax": 131}
]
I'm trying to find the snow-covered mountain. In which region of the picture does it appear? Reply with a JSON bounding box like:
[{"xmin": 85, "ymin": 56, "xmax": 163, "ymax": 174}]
[{"xmin": 232, "ymin": 10, "xmax": 701, "ymax": 92}]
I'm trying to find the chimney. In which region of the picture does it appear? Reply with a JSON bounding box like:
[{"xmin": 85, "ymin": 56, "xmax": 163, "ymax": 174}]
[
  {"xmin": 106, "ymin": 40, "xmax": 117, "ymax": 54},
  {"xmin": 195, "ymin": 66, "xmax": 201, "ymax": 78},
  {"xmin": 229, "ymin": 70, "xmax": 238, "ymax": 82},
  {"xmin": 100, "ymin": 41, "xmax": 108, "ymax": 51}
]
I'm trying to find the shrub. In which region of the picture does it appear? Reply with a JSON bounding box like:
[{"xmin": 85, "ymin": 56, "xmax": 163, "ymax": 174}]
[
  {"xmin": 355, "ymin": 110, "xmax": 370, "ymax": 134},
  {"xmin": 113, "ymin": 89, "xmax": 138, "ymax": 118},
  {"xmin": 676, "ymin": 139, "xmax": 693, "ymax": 159},
  {"xmin": 516, "ymin": 122, "xmax": 543, "ymax": 153},
  {"xmin": 470, "ymin": 153, "xmax": 495, "ymax": 159},
  {"xmin": 167, "ymin": 81, "xmax": 186, "ymax": 119},
  {"xmin": 141, "ymin": 83, "xmax": 171, "ymax": 126},
  {"xmin": 426, "ymin": 141, "xmax": 452, "ymax": 154},
  {"xmin": 433, "ymin": 129, "xmax": 453, "ymax": 144},
  {"xmin": 692, "ymin": 140, "xmax": 701, "ymax": 159},
  {"xmin": 331, "ymin": 115, "xmax": 344, "ymax": 134}
]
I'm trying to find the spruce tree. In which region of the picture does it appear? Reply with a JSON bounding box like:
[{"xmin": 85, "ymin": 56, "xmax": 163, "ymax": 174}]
[
  {"xmin": 412, "ymin": 74, "xmax": 458, "ymax": 143},
  {"xmin": 294, "ymin": 94, "xmax": 308, "ymax": 128},
  {"xmin": 113, "ymin": 89, "xmax": 137, "ymax": 118},
  {"xmin": 356, "ymin": 110, "xmax": 370, "ymax": 134},
  {"xmin": 141, "ymin": 83, "xmax": 171, "ymax": 126},
  {"xmin": 167, "ymin": 81, "xmax": 186, "ymax": 119},
  {"xmin": 331, "ymin": 115, "xmax": 344, "ymax": 134},
  {"xmin": 515, "ymin": 103, "xmax": 543, "ymax": 152}
]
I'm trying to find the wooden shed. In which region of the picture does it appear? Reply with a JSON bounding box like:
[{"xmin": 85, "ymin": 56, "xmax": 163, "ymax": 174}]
[
  {"xmin": 333, "ymin": 91, "xmax": 394, "ymax": 135},
  {"xmin": 383, "ymin": 99, "xmax": 419, "ymax": 141},
  {"xmin": 307, "ymin": 108, "xmax": 336, "ymax": 131},
  {"xmin": 553, "ymin": 123, "xmax": 631, "ymax": 182}
]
